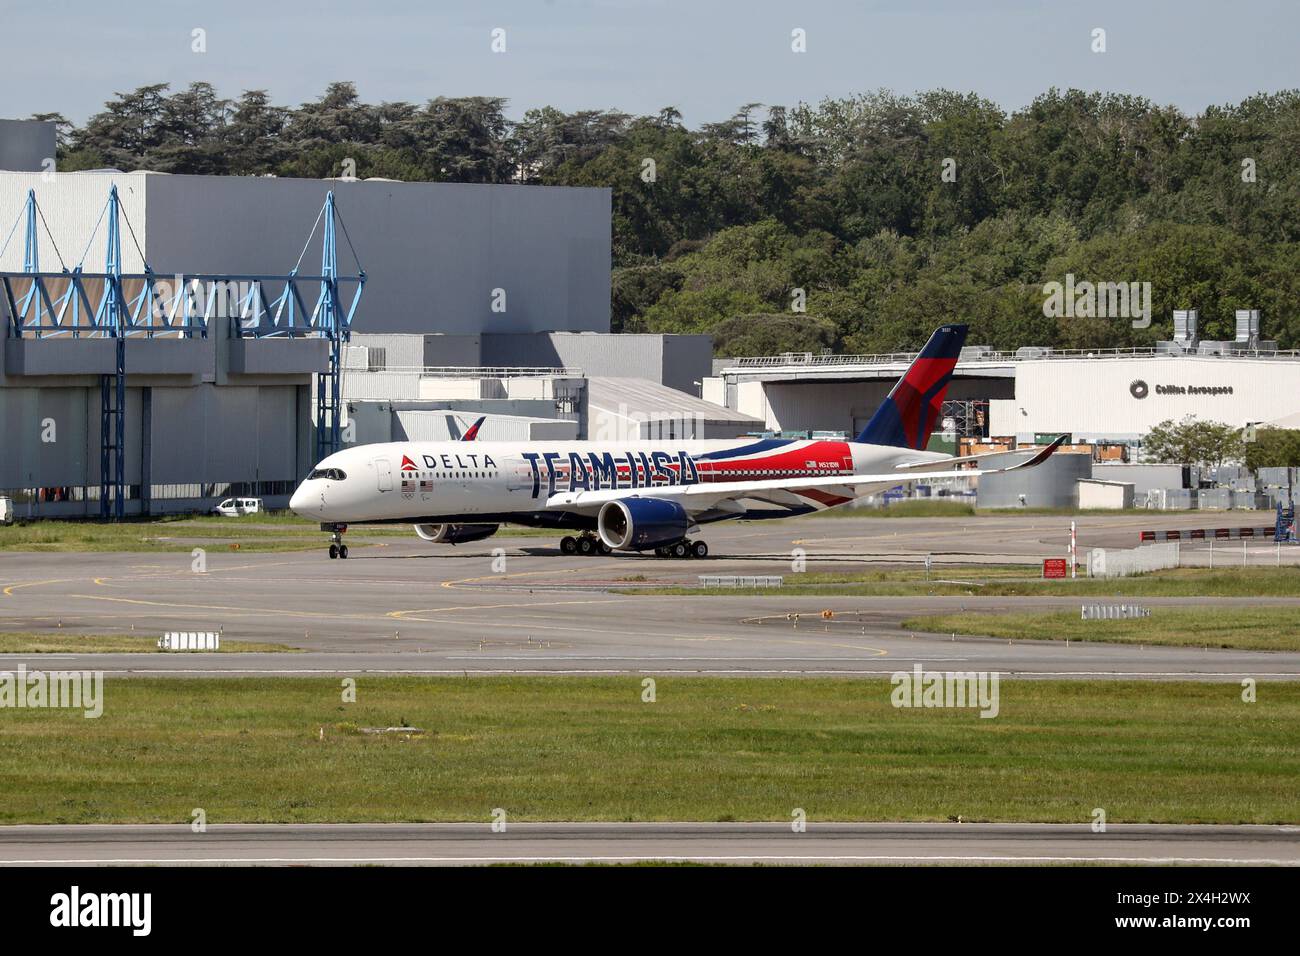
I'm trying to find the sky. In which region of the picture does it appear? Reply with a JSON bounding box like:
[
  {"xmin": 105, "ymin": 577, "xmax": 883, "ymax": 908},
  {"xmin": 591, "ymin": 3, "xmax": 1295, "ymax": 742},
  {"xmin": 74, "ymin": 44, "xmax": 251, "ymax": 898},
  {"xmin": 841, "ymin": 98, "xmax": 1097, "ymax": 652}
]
[{"xmin": 4, "ymin": 0, "xmax": 1300, "ymax": 125}]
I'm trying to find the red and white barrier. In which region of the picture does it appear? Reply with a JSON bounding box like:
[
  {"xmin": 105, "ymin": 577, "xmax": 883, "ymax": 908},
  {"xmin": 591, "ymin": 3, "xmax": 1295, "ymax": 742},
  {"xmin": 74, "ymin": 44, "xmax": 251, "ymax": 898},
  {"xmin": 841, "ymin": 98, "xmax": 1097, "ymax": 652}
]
[{"xmin": 1139, "ymin": 527, "xmax": 1274, "ymax": 543}]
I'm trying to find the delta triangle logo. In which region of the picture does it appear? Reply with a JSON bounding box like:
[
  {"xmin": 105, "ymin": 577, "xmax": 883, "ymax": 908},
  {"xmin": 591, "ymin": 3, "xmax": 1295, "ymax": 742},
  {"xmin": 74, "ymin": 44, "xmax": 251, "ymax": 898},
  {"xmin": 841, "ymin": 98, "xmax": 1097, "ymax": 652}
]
[{"xmin": 400, "ymin": 455, "xmax": 418, "ymax": 472}]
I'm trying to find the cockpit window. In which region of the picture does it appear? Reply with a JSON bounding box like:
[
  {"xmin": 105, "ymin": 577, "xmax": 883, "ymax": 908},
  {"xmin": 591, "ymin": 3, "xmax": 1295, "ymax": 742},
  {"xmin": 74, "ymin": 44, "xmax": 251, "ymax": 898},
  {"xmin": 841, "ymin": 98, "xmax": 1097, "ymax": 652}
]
[{"xmin": 308, "ymin": 468, "xmax": 346, "ymax": 481}]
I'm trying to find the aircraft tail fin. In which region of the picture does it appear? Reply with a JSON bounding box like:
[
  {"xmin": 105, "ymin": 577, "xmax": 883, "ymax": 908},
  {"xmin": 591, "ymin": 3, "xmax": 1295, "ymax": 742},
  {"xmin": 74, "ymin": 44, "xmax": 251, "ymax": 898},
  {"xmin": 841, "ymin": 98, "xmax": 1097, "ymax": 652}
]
[
  {"xmin": 855, "ymin": 324, "xmax": 968, "ymax": 450},
  {"xmin": 461, "ymin": 416, "xmax": 486, "ymax": 441}
]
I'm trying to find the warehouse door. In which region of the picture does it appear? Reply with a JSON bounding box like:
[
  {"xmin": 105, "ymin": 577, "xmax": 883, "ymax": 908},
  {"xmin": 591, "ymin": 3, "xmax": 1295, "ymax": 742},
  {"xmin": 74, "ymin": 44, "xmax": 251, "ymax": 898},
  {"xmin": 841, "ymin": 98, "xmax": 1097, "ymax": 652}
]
[{"xmin": 374, "ymin": 457, "xmax": 393, "ymax": 492}]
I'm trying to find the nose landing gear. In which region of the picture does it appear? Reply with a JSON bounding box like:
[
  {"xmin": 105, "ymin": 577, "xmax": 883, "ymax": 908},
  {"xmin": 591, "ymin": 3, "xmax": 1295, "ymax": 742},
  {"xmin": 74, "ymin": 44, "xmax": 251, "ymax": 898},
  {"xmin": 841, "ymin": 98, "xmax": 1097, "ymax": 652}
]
[{"xmin": 323, "ymin": 522, "xmax": 349, "ymax": 559}]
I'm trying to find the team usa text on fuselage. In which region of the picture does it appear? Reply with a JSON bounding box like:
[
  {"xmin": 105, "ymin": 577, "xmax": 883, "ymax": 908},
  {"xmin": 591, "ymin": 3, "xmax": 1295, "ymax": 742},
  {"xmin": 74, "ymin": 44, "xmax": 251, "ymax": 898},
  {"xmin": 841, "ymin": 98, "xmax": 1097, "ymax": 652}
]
[{"xmin": 403, "ymin": 448, "xmax": 853, "ymax": 499}]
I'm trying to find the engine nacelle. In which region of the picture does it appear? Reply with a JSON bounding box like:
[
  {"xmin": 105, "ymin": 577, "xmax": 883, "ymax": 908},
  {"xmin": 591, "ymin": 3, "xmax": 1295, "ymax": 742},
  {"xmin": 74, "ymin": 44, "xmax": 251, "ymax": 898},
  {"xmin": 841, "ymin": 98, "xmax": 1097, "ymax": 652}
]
[
  {"xmin": 597, "ymin": 497, "xmax": 691, "ymax": 551},
  {"xmin": 413, "ymin": 523, "xmax": 499, "ymax": 545}
]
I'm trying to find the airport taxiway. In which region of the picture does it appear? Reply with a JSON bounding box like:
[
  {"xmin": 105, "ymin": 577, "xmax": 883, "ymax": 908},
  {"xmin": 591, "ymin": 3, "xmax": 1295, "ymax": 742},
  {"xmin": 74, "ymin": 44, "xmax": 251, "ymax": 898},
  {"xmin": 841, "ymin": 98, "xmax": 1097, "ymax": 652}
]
[
  {"xmin": 2, "ymin": 514, "xmax": 1297, "ymax": 680},
  {"xmin": 0, "ymin": 822, "xmax": 1294, "ymax": 866}
]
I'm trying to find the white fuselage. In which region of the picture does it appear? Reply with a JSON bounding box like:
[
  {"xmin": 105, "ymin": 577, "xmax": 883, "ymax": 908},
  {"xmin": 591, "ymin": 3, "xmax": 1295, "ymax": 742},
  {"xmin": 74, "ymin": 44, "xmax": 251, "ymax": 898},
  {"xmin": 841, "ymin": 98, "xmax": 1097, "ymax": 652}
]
[{"xmin": 289, "ymin": 437, "xmax": 949, "ymax": 526}]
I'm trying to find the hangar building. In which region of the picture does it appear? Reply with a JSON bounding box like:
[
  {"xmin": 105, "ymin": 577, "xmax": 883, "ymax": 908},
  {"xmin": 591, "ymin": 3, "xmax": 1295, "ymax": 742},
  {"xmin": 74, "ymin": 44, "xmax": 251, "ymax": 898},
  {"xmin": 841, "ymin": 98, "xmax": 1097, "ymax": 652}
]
[
  {"xmin": 0, "ymin": 120, "xmax": 723, "ymax": 518},
  {"xmin": 0, "ymin": 169, "xmax": 612, "ymax": 334},
  {"xmin": 709, "ymin": 322, "xmax": 1300, "ymax": 445}
]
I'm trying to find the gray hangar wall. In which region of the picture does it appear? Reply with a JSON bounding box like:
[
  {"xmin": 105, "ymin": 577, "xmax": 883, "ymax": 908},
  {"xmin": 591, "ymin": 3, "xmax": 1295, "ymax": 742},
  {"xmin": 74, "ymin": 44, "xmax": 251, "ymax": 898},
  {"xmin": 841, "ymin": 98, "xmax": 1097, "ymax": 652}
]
[
  {"xmin": 141, "ymin": 174, "xmax": 612, "ymax": 334},
  {"xmin": 0, "ymin": 120, "xmax": 56, "ymax": 173},
  {"xmin": 0, "ymin": 325, "xmax": 318, "ymax": 516},
  {"xmin": 0, "ymin": 381, "xmax": 312, "ymax": 517},
  {"xmin": 0, "ymin": 171, "xmax": 612, "ymax": 334},
  {"xmin": 0, "ymin": 170, "xmax": 614, "ymax": 515}
]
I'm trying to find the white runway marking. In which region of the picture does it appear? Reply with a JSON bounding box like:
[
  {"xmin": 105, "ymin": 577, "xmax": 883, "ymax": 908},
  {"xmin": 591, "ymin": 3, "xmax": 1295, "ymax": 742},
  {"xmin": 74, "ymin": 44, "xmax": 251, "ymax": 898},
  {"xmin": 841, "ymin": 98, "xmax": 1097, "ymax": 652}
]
[{"xmin": 2, "ymin": 855, "xmax": 1291, "ymax": 866}]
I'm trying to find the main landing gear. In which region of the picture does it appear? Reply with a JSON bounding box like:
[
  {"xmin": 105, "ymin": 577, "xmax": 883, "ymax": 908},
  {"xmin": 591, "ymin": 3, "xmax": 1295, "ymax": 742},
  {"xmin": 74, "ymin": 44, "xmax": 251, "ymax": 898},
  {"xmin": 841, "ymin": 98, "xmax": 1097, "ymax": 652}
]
[
  {"xmin": 655, "ymin": 539, "xmax": 708, "ymax": 560},
  {"xmin": 558, "ymin": 534, "xmax": 709, "ymax": 559},
  {"xmin": 560, "ymin": 533, "xmax": 612, "ymax": 557},
  {"xmin": 324, "ymin": 523, "xmax": 349, "ymax": 559}
]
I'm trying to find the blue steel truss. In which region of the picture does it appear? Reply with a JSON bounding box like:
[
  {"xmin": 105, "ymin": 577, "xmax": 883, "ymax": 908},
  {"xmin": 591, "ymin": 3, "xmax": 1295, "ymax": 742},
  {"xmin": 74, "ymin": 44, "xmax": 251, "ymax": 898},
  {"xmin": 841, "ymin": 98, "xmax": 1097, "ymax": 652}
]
[
  {"xmin": 2, "ymin": 196, "xmax": 364, "ymax": 341},
  {"xmin": 0, "ymin": 186, "xmax": 366, "ymax": 517}
]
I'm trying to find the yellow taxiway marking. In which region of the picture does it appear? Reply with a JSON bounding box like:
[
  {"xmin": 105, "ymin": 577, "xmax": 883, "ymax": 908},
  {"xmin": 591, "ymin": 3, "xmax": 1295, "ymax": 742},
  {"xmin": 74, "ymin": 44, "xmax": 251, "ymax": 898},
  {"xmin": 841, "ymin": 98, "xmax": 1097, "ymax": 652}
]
[
  {"xmin": 675, "ymin": 634, "xmax": 887, "ymax": 655},
  {"xmin": 55, "ymin": 592, "xmax": 621, "ymax": 630},
  {"xmin": 90, "ymin": 560, "xmax": 303, "ymax": 587},
  {"xmin": 68, "ymin": 594, "xmax": 386, "ymax": 622},
  {"xmin": 387, "ymin": 597, "xmax": 618, "ymax": 622},
  {"xmin": 3, "ymin": 579, "xmax": 74, "ymax": 596},
  {"xmin": 441, "ymin": 562, "xmax": 625, "ymax": 589}
]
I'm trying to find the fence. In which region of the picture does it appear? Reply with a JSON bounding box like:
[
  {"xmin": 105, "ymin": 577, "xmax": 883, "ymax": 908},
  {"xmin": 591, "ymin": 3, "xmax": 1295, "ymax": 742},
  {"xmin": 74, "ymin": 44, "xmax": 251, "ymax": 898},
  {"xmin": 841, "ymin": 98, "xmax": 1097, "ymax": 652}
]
[
  {"xmin": 1087, "ymin": 542, "xmax": 1179, "ymax": 578},
  {"xmin": 158, "ymin": 631, "xmax": 221, "ymax": 651},
  {"xmin": 697, "ymin": 575, "xmax": 784, "ymax": 589},
  {"xmin": 1081, "ymin": 604, "xmax": 1152, "ymax": 620}
]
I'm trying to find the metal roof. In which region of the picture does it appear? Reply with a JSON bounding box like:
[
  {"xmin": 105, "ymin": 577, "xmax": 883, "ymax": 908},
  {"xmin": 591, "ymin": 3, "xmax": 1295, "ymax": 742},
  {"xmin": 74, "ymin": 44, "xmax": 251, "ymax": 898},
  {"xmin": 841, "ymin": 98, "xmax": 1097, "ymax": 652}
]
[{"xmin": 586, "ymin": 376, "xmax": 762, "ymax": 424}]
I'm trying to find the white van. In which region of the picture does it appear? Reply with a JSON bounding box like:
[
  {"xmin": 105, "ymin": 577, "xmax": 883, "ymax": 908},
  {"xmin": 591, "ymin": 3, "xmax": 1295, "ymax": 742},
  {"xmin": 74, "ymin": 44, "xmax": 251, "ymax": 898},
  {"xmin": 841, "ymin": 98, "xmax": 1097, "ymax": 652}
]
[
  {"xmin": 0, "ymin": 496, "xmax": 13, "ymax": 525},
  {"xmin": 212, "ymin": 497, "xmax": 263, "ymax": 517}
]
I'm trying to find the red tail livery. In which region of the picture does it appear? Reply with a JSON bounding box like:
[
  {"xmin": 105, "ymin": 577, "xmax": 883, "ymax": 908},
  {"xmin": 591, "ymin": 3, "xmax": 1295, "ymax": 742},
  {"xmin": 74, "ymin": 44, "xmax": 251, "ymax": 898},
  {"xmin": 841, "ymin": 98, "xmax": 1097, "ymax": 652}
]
[{"xmin": 855, "ymin": 324, "xmax": 967, "ymax": 450}]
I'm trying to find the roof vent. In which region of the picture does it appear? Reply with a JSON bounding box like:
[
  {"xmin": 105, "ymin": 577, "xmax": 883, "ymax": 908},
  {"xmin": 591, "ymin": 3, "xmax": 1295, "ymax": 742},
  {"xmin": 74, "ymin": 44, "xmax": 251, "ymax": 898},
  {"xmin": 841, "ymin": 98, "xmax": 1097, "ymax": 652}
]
[
  {"xmin": 1172, "ymin": 309, "xmax": 1199, "ymax": 347},
  {"xmin": 1234, "ymin": 309, "xmax": 1260, "ymax": 349}
]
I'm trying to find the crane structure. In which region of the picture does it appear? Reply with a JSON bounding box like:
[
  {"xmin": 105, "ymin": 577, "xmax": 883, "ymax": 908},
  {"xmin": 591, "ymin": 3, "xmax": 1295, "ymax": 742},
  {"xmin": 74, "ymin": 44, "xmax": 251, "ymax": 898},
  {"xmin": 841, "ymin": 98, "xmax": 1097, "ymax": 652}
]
[{"xmin": 0, "ymin": 186, "xmax": 365, "ymax": 518}]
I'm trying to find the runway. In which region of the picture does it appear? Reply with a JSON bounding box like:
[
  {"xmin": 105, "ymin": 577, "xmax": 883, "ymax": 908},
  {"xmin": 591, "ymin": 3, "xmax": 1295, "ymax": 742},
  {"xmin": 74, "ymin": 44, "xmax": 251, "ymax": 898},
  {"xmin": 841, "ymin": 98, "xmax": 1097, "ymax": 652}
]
[
  {"xmin": 4, "ymin": 639, "xmax": 1298, "ymax": 680},
  {"xmin": 0, "ymin": 822, "xmax": 1294, "ymax": 866},
  {"xmin": 3, "ymin": 514, "xmax": 1297, "ymax": 680}
]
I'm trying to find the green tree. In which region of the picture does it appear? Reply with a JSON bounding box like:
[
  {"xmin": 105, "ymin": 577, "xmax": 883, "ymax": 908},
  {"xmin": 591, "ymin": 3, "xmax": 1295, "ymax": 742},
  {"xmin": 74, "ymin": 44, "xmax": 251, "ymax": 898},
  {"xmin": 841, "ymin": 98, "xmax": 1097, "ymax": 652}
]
[
  {"xmin": 1143, "ymin": 416, "xmax": 1245, "ymax": 468},
  {"xmin": 1243, "ymin": 428, "xmax": 1300, "ymax": 470},
  {"xmin": 47, "ymin": 81, "xmax": 1300, "ymax": 353},
  {"xmin": 710, "ymin": 313, "xmax": 838, "ymax": 357}
]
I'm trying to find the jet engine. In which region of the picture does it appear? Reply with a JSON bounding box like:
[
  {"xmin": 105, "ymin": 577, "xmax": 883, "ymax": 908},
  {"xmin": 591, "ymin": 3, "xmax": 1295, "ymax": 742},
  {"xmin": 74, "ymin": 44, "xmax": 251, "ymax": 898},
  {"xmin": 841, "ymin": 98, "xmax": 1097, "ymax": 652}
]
[
  {"xmin": 597, "ymin": 497, "xmax": 691, "ymax": 551},
  {"xmin": 413, "ymin": 523, "xmax": 499, "ymax": 544}
]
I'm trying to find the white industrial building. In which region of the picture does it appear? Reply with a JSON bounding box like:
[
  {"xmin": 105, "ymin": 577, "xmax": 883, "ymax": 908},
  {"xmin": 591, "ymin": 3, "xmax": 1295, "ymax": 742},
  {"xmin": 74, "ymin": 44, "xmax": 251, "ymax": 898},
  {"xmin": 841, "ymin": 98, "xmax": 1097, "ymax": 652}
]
[
  {"xmin": 337, "ymin": 333, "xmax": 762, "ymax": 447},
  {"xmin": 706, "ymin": 349, "xmax": 1014, "ymax": 437},
  {"xmin": 710, "ymin": 342, "xmax": 1300, "ymax": 444},
  {"xmin": 987, "ymin": 352, "xmax": 1300, "ymax": 441},
  {"xmin": 1077, "ymin": 479, "xmax": 1137, "ymax": 510},
  {"xmin": 707, "ymin": 315, "xmax": 1300, "ymax": 511}
]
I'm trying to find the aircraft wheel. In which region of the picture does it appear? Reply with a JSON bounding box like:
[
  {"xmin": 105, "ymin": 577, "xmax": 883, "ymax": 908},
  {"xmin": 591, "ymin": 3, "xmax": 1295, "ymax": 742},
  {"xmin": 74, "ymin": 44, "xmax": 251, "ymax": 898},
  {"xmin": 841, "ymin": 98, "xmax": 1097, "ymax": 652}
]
[
  {"xmin": 339, "ymin": 544, "xmax": 349, "ymax": 559},
  {"xmin": 598, "ymin": 540, "xmax": 612, "ymax": 555},
  {"xmin": 671, "ymin": 541, "xmax": 690, "ymax": 559},
  {"xmin": 691, "ymin": 540, "xmax": 709, "ymax": 559},
  {"xmin": 328, "ymin": 544, "xmax": 339, "ymax": 559},
  {"xmin": 560, "ymin": 536, "xmax": 578, "ymax": 555},
  {"xmin": 578, "ymin": 536, "xmax": 597, "ymax": 556},
  {"xmin": 654, "ymin": 546, "xmax": 669, "ymax": 558}
]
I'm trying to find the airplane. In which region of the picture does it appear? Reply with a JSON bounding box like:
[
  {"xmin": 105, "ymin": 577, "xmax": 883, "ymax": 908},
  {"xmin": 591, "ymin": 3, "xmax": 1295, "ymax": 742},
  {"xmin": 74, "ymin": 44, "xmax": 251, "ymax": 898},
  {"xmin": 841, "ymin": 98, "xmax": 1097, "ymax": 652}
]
[{"xmin": 289, "ymin": 324, "xmax": 1064, "ymax": 559}]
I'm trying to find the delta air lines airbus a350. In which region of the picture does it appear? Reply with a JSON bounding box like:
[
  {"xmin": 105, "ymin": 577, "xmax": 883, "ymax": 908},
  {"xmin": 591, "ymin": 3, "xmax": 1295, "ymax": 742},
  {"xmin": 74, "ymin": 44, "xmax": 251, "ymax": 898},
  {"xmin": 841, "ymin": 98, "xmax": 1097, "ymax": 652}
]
[{"xmin": 289, "ymin": 325, "xmax": 1063, "ymax": 559}]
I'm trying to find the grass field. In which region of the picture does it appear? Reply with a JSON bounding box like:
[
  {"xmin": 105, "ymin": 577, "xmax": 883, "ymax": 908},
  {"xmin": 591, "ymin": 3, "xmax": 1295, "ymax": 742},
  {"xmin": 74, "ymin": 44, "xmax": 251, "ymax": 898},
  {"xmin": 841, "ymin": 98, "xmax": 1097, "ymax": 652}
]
[
  {"xmin": 0, "ymin": 676, "xmax": 1294, "ymax": 825},
  {"xmin": 902, "ymin": 607, "xmax": 1300, "ymax": 652},
  {"xmin": 0, "ymin": 516, "xmax": 567, "ymax": 552},
  {"xmin": 632, "ymin": 566, "xmax": 1300, "ymax": 598},
  {"xmin": 0, "ymin": 515, "xmax": 392, "ymax": 553},
  {"xmin": 0, "ymin": 632, "xmax": 297, "ymax": 653}
]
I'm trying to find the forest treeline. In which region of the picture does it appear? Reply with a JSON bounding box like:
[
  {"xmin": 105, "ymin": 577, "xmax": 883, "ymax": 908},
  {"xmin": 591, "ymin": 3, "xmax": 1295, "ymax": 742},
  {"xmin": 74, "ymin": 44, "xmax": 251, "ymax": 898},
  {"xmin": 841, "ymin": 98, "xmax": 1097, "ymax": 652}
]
[{"xmin": 35, "ymin": 82, "xmax": 1300, "ymax": 354}]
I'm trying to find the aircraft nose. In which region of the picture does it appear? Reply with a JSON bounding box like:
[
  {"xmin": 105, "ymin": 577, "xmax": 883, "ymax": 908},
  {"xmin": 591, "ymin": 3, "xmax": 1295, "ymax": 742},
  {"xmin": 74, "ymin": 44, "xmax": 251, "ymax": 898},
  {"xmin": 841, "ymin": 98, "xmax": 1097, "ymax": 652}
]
[{"xmin": 289, "ymin": 482, "xmax": 313, "ymax": 515}]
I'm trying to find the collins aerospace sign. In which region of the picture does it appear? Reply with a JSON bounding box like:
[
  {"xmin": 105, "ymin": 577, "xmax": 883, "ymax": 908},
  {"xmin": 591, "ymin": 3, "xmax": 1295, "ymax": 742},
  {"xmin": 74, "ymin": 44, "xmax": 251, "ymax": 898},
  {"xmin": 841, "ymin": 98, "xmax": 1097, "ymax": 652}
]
[{"xmin": 1129, "ymin": 379, "xmax": 1233, "ymax": 399}]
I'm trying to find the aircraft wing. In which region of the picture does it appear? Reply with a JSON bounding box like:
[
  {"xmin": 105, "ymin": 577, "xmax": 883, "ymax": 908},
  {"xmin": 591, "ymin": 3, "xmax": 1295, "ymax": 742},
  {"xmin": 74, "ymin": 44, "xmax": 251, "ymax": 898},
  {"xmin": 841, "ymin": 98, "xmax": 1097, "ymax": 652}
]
[
  {"xmin": 545, "ymin": 438, "xmax": 1063, "ymax": 515},
  {"xmin": 894, "ymin": 435, "xmax": 1066, "ymax": 470}
]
